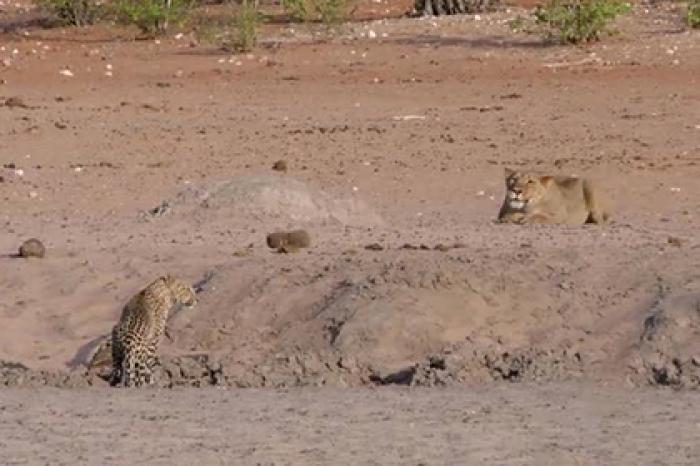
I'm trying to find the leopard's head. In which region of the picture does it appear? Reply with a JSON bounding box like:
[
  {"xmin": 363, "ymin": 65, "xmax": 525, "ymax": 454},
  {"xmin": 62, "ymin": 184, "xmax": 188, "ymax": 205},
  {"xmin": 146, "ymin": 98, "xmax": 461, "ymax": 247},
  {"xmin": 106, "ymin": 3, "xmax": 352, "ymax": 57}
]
[{"xmin": 163, "ymin": 274, "xmax": 197, "ymax": 308}]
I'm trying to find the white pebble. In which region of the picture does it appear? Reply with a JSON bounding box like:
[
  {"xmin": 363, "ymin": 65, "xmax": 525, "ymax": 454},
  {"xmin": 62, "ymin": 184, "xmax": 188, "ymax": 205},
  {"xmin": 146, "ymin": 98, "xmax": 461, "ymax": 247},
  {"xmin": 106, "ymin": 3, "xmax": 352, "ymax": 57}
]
[
  {"xmin": 368, "ymin": 30, "xmax": 377, "ymax": 39},
  {"xmin": 15, "ymin": 169, "xmax": 24, "ymax": 176},
  {"xmin": 59, "ymin": 69, "xmax": 74, "ymax": 77},
  {"xmin": 670, "ymin": 187, "xmax": 681, "ymax": 192}
]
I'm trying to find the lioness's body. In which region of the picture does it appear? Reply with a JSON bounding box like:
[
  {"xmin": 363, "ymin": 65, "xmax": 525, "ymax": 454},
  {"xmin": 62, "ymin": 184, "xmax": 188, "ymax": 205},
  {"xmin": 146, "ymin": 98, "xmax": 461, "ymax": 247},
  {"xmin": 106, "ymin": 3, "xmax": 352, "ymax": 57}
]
[{"xmin": 498, "ymin": 168, "xmax": 609, "ymax": 225}]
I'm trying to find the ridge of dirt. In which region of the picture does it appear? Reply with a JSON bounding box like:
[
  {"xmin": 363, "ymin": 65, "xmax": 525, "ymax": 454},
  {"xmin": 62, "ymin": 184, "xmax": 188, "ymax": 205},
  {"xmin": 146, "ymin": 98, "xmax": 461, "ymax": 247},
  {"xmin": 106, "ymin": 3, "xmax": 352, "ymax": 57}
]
[{"xmin": 1, "ymin": 4, "xmax": 699, "ymax": 394}]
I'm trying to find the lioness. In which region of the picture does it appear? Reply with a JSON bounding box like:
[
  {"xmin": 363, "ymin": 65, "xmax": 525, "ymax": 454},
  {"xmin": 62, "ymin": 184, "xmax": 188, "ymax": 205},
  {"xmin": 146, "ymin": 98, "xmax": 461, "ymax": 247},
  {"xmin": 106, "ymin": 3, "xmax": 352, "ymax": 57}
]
[{"xmin": 497, "ymin": 168, "xmax": 610, "ymax": 225}]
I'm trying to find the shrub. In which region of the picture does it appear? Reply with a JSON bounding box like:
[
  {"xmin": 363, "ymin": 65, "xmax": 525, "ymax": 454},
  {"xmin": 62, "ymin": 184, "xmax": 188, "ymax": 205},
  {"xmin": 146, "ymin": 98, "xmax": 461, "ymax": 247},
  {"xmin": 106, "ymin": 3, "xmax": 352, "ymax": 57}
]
[
  {"xmin": 534, "ymin": 0, "xmax": 630, "ymax": 44},
  {"xmin": 281, "ymin": 0, "xmax": 349, "ymax": 24},
  {"xmin": 35, "ymin": 0, "xmax": 101, "ymax": 26},
  {"xmin": 281, "ymin": 0, "xmax": 309, "ymax": 22},
  {"xmin": 233, "ymin": 0, "xmax": 259, "ymax": 52},
  {"xmin": 687, "ymin": 0, "xmax": 700, "ymax": 28},
  {"xmin": 313, "ymin": 0, "xmax": 348, "ymax": 24},
  {"xmin": 113, "ymin": 0, "xmax": 194, "ymax": 36}
]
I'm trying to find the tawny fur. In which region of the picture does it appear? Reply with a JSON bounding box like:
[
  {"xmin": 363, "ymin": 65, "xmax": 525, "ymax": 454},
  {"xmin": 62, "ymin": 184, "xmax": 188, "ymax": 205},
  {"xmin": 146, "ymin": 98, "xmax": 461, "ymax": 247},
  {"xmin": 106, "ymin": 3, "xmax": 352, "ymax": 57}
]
[
  {"xmin": 110, "ymin": 275, "xmax": 196, "ymax": 388},
  {"xmin": 498, "ymin": 167, "xmax": 610, "ymax": 225}
]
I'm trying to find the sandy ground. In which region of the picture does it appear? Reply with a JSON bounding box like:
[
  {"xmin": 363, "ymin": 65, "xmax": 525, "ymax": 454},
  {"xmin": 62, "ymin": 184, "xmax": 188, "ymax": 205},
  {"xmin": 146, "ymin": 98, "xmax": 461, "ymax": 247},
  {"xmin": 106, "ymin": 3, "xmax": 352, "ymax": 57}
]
[
  {"xmin": 0, "ymin": 0, "xmax": 700, "ymax": 462},
  {"xmin": 2, "ymin": 383, "xmax": 700, "ymax": 465}
]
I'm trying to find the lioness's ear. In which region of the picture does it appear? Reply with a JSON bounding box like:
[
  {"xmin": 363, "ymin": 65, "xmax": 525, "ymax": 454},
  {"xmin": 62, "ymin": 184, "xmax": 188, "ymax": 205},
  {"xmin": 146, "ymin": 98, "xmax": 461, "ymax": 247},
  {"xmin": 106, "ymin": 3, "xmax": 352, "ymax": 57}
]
[
  {"xmin": 504, "ymin": 167, "xmax": 515, "ymax": 178},
  {"xmin": 539, "ymin": 176, "xmax": 554, "ymax": 187}
]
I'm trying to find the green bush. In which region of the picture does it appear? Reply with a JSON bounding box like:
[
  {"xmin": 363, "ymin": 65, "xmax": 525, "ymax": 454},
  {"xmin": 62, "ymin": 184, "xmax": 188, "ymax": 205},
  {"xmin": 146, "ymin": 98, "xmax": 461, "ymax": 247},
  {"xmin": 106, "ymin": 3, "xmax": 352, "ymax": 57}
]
[
  {"xmin": 233, "ymin": 0, "xmax": 259, "ymax": 52},
  {"xmin": 687, "ymin": 0, "xmax": 700, "ymax": 28},
  {"xmin": 113, "ymin": 0, "xmax": 194, "ymax": 36},
  {"xmin": 313, "ymin": 0, "xmax": 348, "ymax": 24},
  {"xmin": 281, "ymin": 0, "xmax": 349, "ymax": 24},
  {"xmin": 534, "ymin": 0, "xmax": 630, "ymax": 43},
  {"xmin": 281, "ymin": 0, "xmax": 309, "ymax": 22},
  {"xmin": 36, "ymin": 0, "xmax": 100, "ymax": 26}
]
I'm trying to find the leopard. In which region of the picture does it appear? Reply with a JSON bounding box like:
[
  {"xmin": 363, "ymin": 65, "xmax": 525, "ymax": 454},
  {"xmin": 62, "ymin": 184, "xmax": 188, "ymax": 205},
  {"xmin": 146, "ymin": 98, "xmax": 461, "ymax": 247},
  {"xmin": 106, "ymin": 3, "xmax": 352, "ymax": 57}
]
[
  {"xmin": 110, "ymin": 274, "xmax": 196, "ymax": 387},
  {"xmin": 497, "ymin": 167, "xmax": 610, "ymax": 225}
]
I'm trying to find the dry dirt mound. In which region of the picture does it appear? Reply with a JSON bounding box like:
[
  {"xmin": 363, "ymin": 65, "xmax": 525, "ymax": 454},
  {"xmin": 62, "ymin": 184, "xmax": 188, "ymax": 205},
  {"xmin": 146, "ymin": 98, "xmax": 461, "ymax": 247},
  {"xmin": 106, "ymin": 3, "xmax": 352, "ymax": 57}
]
[
  {"xmin": 1, "ymin": 221, "xmax": 696, "ymax": 390},
  {"xmin": 629, "ymin": 281, "xmax": 700, "ymax": 388},
  {"xmin": 159, "ymin": 175, "xmax": 383, "ymax": 228},
  {"xmin": 6, "ymin": 241, "xmax": 690, "ymax": 390}
]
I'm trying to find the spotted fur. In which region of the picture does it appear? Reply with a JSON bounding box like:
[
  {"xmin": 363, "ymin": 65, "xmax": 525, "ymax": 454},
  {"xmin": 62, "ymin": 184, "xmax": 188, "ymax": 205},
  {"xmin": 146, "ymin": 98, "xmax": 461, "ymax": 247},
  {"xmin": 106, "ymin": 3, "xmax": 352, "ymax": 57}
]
[{"xmin": 110, "ymin": 275, "xmax": 196, "ymax": 387}]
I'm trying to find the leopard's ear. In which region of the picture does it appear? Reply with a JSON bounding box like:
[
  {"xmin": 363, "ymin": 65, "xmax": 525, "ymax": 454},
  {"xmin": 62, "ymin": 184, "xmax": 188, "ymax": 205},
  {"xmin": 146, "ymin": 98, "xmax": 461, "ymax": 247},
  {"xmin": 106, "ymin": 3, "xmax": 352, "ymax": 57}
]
[
  {"xmin": 539, "ymin": 176, "xmax": 554, "ymax": 187},
  {"xmin": 504, "ymin": 167, "xmax": 516, "ymax": 178}
]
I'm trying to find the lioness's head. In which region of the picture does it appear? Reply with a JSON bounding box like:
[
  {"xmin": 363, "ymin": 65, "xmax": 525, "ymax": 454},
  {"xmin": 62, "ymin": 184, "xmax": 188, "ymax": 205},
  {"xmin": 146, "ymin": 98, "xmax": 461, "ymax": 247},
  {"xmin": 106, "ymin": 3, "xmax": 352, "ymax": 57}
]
[{"xmin": 503, "ymin": 168, "xmax": 553, "ymax": 209}]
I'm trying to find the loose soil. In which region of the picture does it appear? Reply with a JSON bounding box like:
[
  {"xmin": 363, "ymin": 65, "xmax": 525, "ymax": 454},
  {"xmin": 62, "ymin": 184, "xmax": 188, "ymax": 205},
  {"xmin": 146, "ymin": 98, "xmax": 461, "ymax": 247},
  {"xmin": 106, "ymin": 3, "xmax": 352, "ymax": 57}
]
[{"xmin": 0, "ymin": 0, "xmax": 699, "ymax": 462}]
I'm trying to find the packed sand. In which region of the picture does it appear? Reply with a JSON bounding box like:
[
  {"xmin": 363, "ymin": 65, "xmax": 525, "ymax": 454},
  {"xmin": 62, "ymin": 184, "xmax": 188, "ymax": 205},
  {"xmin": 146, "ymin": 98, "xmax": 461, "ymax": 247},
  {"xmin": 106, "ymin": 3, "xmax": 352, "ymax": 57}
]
[{"xmin": 1, "ymin": 0, "xmax": 699, "ymax": 462}]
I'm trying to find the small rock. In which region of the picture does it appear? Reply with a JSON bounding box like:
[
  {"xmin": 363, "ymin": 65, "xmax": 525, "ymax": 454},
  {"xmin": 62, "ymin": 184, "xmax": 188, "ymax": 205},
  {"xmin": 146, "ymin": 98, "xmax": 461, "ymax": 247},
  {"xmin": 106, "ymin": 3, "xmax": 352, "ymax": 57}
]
[
  {"xmin": 59, "ymin": 69, "xmax": 74, "ymax": 77},
  {"xmin": 147, "ymin": 201, "xmax": 170, "ymax": 218},
  {"xmin": 272, "ymin": 160, "xmax": 288, "ymax": 172},
  {"xmin": 267, "ymin": 230, "xmax": 311, "ymax": 250},
  {"xmin": 667, "ymin": 236, "xmax": 683, "ymax": 248},
  {"xmin": 19, "ymin": 238, "xmax": 46, "ymax": 258},
  {"xmin": 3, "ymin": 96, "xmax": 27, "ymax": 108},
  {"xmin": 364, "ymin": 243, "xmax": 384, "ymax": 251}
]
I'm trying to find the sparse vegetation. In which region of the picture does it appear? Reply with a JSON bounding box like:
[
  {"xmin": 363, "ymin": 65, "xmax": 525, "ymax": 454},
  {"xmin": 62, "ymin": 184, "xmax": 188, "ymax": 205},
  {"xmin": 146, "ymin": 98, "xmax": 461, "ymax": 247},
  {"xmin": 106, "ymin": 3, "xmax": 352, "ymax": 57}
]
[
  {"xmin": 233, "ymin": 0, "xmax": 259, "ymax": 52},
  {"xmin": 313, "ymin": 0, "xmax": 349, "ymax": 24},
  {"xmin": 281, "ymin": 0, "xmax": 349, "ymax": 24},
  {"xmin": 281, "ymin": 0, "xmax": 310, "ymax": 22},
  {"xmin": 687, "ymin": 0, "xmax": 700, "ymax": 28},
  {"xmin": 113, "ymin": 0, "xmax": 194, "ymax": 36},
  {"xmin": 35, "ymin": 0, "xmax": 101, "ymax": 26},
  {"xmin": 534, "ymin": 0, "xmax": 631, "ymax": 43}
]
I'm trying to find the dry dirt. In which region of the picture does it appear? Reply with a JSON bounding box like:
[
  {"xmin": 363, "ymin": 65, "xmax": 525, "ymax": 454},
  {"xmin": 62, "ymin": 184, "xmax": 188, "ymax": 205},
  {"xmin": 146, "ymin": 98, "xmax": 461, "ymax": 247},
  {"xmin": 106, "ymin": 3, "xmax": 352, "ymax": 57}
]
[
  {"xmin": 1, "ymin": 0, "xmax": 700, "ymax": 462},
  {"xmin": 1, "ymin": 383, "xmax": 700, "ymax": 465}
]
